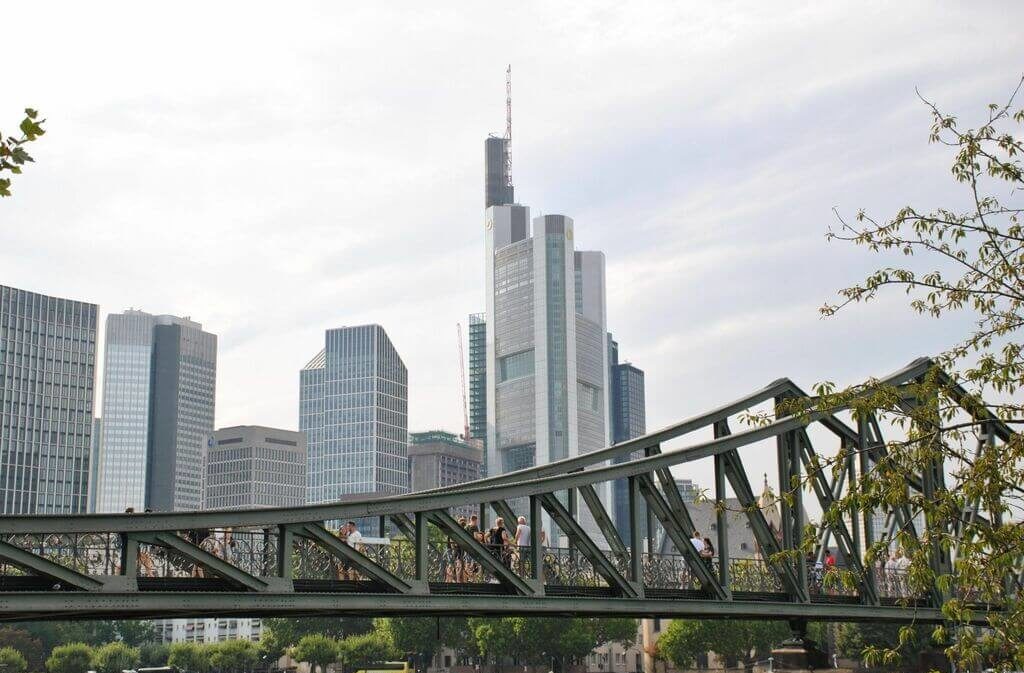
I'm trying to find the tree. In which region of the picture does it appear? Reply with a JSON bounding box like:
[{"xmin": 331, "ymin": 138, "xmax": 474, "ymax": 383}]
[
  {"xmin": 46, "ymin": 643, "xmax": 94, "ymax": 673},
  {"xmin": 467, "ymin": 618, "xmax": 636, "ymax": 673},
  {"xmin": 290, "ymin": 635, "xmax": 338, "ymax": 673},
  {"xmin": 116, "ymin": 621, "xmax": 158, "ymax": 647},
  {"xmin": 139, "ymin": 642, "xmax": 171, "ymax": 668},
  {"xmin": 0, "ymin": 108, "xmax": 44, "ymax": 197},
  {"xmin": 208, "ymin": 640, "xmax": 259, "ymax": 673},
  {"xmin": 92, "ymin": 642, "xmax": 140, "ymax": 673},
  {"xmin": 801, "ymin": 76, "xmax": 1024, "ymax": 672},
  {"xmin": 168, "ymin": 642, "xmax": 210, "ymax": 673},
  {"xmin": 261, "ymin": 618, "xmax": 371, "ymax": 647},
  {"xmin": 375, "ymin": 617, "xmax": 468, "ymax": 669},
  {"xmin": 0, "ymin": 647, "xmax": 28, "ymax": 673},
  {"xmin": 0, "ymin": 628, "xmax": 44, "ymax": 671},
  {"xmin": 468, "ymin": 618, "xmax": 524, "ymax": 671},
  {"xmin": 834, "ymin": 622, "xmax": 934, "ymax": 671},
  {"xmin": 336, "ymin": 632, "xmax": 398, "ymax": 670},
  {"xmin": 657, "ymin": 620, "xmax": 788, "ymax": 672}
]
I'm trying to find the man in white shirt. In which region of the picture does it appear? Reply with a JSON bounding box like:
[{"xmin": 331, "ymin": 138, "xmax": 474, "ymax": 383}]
[
  {"xmin": 346, "ymin": 521, "xmax": 363, "ymax": 547},
  {"xmin": 514, "ymin": 516, "xmax": 531, "ymax": 547},
  {"xmin": 344, "ymin": 521, "xmax": 363, "ymax": 580},
  {"xmin": 691, "ymin": 531, "xmax": 704, "ymax": 553}
]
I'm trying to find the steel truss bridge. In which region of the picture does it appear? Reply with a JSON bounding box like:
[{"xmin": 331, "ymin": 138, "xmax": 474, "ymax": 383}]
[{"xmin": 1, "ymin": 358, "xmax": 1017, "ymax": 624}]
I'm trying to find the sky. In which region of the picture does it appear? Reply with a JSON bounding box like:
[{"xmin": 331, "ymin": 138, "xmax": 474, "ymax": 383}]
[{"xmin": 3, "ymin": 1, "xmax": 1023, "ymax": 496}]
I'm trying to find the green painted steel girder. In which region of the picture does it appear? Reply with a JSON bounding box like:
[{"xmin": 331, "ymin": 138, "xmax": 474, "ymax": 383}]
[{"xmin": 0, "ymin": 590, "xmax": 968, "ymax": 625}]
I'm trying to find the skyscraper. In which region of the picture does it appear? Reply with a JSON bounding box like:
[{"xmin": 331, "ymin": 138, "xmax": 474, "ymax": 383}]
[
  {"xmin": 484, "ymin": 136, "xmax": 513, "ymax": 208},
  {"xmin": 300, "ymin": 324, "xmax": 409, "ymax": 504},
  {"xmin": 467, "ymin": 312, "xmax": 487, "ymax": 469},
  {"xmin": 485, "ymin": 207, "xmax": 612, "ymax": 539},
  {"xmin": 147, "ymin": 321, "xmax": 217, "ymax": 511},
  {"xmin": 609, "ymin": 348, "xmax": 647, "ymax": 542},
  {"xmin": 0, "ymin": 284, "xmax": 98, "ymax": 515},
  {"xmin": 485, "ymin": 208, "xmax": 610, "ymax": 474},
  {"xmin": 94, "ymin": 310, "xmax": 216, "ymax": 513}
]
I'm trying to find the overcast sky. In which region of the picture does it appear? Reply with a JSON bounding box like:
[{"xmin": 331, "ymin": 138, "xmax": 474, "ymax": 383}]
[{"xmin": 3, "ymin": 2, "xmax": 1022, "ymax": 495}]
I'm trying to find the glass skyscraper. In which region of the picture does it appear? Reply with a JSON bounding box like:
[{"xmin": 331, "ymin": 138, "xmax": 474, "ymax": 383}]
[
  {"xmin": 467, "ymin": 313, "xmax": 487, "ymax": 471},
  {"xmin": 610, "ymin": 351, "xmax": 647, "ymax": 542},
  {"xmin": 94, "ymin": 310, "xmax": 215, "ymax": 513},
  {"xmin": 0, "ymin": 284, "xmax": 98, "ymax": 515},
  {"xmin": 300, "ymin": 324, "xmax": 408, "ymax": 504},
  {"xmin": 484, "ymin": 206, "xmax": 611, "ymax": 541}
]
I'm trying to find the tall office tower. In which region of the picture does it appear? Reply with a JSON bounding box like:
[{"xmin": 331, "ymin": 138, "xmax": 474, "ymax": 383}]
[
  {"xmin": 610, "ymin": 357, "xmax": 647, "ymax": 542},
  {"xmin": 467, "ymin": 313, "xmax": 487, "ymax": 469},
  {"xmin": 147, "ymin": 320, "xmax": 217, "ymax": 511},
  {"xmin": 408, "ymin": 430, "xmax": 483, "ymax": 520},
  {"xmin": 88, "ymin": 417, "xmax": 102, "ymax": 512},
  {"xmin": 0, "ymin": 285, "xmax": 98, "ymax": 515},
  {"xmin": 206, "ymin": 426, "xmax": 306, "ymax": 509},
  {"xmin": 485, "ymin": 206, "xmax": 611, "ymax": 535},
  {"xmin": 300, "ymin": 324, "xmax": 409, "ymax": 505},
  {"xmin": 484, "ymin": 136, "xmax": 513, "ymax": 208},
  {"xmin": 95, "ymin": 311, "xmax": 216, "ymax": 513}
]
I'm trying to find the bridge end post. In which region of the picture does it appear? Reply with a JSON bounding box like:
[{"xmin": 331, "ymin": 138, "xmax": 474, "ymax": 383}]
[{"xmin": 770, "ymin": 619, "xmax": 828, "ymax": 671}]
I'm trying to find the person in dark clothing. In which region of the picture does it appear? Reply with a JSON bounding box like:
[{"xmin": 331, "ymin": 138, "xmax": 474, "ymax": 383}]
[{"xmin": 488, "ymin": 517, "xmax": 512, "ymax": 568}]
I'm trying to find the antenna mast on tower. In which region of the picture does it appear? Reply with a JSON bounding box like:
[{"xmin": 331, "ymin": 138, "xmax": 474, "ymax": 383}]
[{"xmin": 504, "ymin": 65, "xmax": 512, "ymax": 188}]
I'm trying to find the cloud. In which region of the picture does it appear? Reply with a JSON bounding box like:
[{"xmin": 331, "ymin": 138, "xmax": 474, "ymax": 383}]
[{"xmin": 2, "ymin": 0, "xmax": 1021, "ymax": 499}]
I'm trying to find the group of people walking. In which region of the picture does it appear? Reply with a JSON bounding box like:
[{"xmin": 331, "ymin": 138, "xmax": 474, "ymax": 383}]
[{"xmin": 444, "ymin": 514, "xmax": 544, "ymax": 582}]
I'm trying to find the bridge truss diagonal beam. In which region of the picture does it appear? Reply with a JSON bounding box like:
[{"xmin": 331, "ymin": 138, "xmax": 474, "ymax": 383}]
[
  {"xmin": 291, "ymin": 524, "xmax": 412, "ymax": 593},
  {"xmin": 577, "ymin": 483, "xmax": 628, "ymax": 556},
  {"xmin": 426, "ymin": 509, "xmax": 537, "ymax": 596},
  {"xmin": 136, "ymin": 532, "xmax": 267, "ymax": 592},
  {"xmin": 635, "ymin": 474, "xmax": 728, "ymax": 600},
  {"xmin": 0, "ymin": 539, "xmax": 103, "ymax": 591},
  {"xmin": 539, "ymin": 493, "xmax": 638, "ymax": 598}
]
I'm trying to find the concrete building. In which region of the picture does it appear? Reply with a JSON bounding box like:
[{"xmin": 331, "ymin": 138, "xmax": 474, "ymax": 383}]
[
  {"xmin": 408, "ymin": 430, "xmax": 483, "ymax": 519},
  {"xmin": 159, "ymin": 617, "xmax": 263, "ymax": 645},
  {"xmin": 94, "ymin": 310, "xmax": 215, "ymax": 513},
  {"xmin": 163, "ymin": 426, "xmax": 305, "ymax": 645},
  {"xmin": 300, "ymin": 324, "xmax": 409, "ymax": 505},
  {"xmin": 0, "ymin": 285, "xmax": 98, "ymax": 515},
  {"xmin": 206, "ymin": 426, "xmax": 306, "ymax": 509}
]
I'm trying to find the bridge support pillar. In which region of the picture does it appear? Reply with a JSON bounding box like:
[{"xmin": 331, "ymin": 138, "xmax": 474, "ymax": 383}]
[{"xmin": 770, "ymin": 619, "xmax": 828, "ymax": 670}]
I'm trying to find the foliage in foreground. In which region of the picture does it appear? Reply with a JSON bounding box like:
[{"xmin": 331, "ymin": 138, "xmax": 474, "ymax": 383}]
[
  {"xmin": 0, "ymin": 108, "xmax": 44, "ymax": 197},
  {"xmin": 761, "ymin": 76, "xmax": 1024, "ymax": 672}
]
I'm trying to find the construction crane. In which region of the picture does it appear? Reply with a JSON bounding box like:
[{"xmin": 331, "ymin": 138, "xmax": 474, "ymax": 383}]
[
  {"xmin": 456, "ymin": 322, "xmax": 470, "ymax": 441},
  {"xmin": 504, "ymin": 64, "xmax": 512, "ymax": 188}
]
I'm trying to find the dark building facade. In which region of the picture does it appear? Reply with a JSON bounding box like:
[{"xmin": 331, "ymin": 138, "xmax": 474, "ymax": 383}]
[
  {"xmin": 0, "ymin": 284, "xmax": 98, "ymax": 515},
  {"xmin": 146, "ymin": 322, "xmax": 217, "ymax": 511},
  {"xmin": 608, "ymin": 338, "xmax": 647, "ymax": 543},
  {"xmin": 484, "ymin": 136, "xmax": 514, "ymax": 208}
]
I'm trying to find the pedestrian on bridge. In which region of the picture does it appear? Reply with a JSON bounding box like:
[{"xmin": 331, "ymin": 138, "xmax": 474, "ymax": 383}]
[{"xmin": 489, "ymin": 518, "xmax": 512, "ymax": 569}]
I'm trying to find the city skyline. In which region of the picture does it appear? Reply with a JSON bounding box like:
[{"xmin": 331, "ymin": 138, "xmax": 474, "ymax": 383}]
[{"xmin": 3, "ymin": 3, "xmax": 1021, "ymax": 497}]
